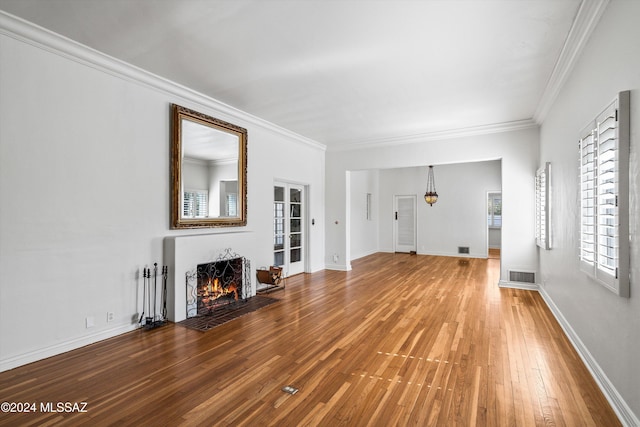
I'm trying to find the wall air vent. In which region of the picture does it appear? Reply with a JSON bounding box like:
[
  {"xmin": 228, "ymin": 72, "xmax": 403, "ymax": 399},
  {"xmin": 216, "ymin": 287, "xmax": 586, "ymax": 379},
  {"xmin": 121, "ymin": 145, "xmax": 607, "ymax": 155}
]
[
  {"xmin": 509, "ymin": 270, "xmax": 536, "ymax": 284},
  {"xmin": 458, "ymin": 246, "xmax": 470, "ymax": 254}
]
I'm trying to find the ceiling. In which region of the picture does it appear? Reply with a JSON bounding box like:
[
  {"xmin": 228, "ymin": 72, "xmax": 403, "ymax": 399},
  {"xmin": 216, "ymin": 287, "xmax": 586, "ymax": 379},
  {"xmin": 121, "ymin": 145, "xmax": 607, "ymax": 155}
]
[{"xmin": 0, "ymin": 0, "xmax": 593, "ymax": 150}]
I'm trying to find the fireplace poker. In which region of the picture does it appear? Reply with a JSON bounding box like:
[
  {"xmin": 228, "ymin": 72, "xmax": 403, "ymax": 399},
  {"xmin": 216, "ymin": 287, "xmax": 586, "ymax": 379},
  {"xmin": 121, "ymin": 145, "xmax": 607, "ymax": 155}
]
[
  {"xmin": 138, "ymin": 267, "xmax": 147, "ymax": 324},
  {"xmin": 145, "ymin": 267, "xmax": 153, "ymax": 327},
  {"xmin": 162, "ymin": 265, "xmax": 168, "ymax": 321},
  {"xmin": 153, "ymin": 263, "xmax": 158, "ymax": 326}
]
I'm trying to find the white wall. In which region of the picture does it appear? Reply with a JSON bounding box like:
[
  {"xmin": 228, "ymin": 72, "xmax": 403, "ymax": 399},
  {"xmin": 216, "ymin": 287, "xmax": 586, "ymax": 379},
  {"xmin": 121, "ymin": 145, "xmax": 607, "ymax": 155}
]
[
  {"xmin": 349, "ymin": 169, "xmax": 379, "ymax": 260},
  {"xmin": 326, "ymin": 128, "xmax": 537, "ymax": 285},
  {"xmin": 0, "ymin": 14, "xmax": 325, "ymax": 371},
  {"xmin": 377, "ymin": 160, "xmax": 501, "ymax": 258},
  {"xmin": 183, "ymin": 158, "xmax": 210, "ymax": 191},
  {"xmin": 208, "ymin": 161, "xmax": 237, "ymax": 217},
  {"xmin": 538, "ymin": 0, "xmax": 640, "ymax": 423},
  {"xmin": 488, "ymin": 228, "xmax": 501, "ymax": 249}
]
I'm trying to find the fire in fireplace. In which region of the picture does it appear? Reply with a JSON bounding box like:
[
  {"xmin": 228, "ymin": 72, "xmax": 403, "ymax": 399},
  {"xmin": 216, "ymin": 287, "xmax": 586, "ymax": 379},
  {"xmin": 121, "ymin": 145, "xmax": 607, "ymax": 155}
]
[
  {"xmin": 186, "ymin": 249, "xmax": 250, "ymax": 318},
  {"xmin": 202, "ymin": 277, "xmax": 239, "ymax": 302},
  {"xmin": 197, "ymin": 258, "xmax": 243, "ymax": 313}
]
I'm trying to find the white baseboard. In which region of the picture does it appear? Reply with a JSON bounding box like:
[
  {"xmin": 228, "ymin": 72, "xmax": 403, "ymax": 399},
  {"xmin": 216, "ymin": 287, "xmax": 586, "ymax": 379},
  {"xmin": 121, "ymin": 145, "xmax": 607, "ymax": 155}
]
[
  {"xmin": 325, "ymin": 263, "xmax": 351, "ymax": 271},
  {"xmin": 498, "ymin": 280, "xmax": 539, "ymax": 291},
  {"xmin": 538, "ymin": 287, "xmax": 639, "ymax": 427},
  {"xmin": 0, "ymin": 323, "xmax": 139, "ymax": 373},
  {"xmin": 350, "ymin": 249, "xmax": 379, "ymax": 261}
]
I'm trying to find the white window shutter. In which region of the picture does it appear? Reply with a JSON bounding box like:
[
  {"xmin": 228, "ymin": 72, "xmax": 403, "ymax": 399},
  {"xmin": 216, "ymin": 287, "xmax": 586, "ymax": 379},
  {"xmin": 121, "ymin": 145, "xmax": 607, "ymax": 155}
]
[
  {"xmin": 183, "ymin": 190, "xmax": 209, "ymax": 218},
  {"xmin": 535, "ymin": 163, "xmax": 551, "ymax": 250},
  {"xmin": 578, "ymin": 91, "xmax": 629, "ymax": 297},
  {"xmin": 579, "ymin": 129, "xmax": 596, "ymax": 264}
]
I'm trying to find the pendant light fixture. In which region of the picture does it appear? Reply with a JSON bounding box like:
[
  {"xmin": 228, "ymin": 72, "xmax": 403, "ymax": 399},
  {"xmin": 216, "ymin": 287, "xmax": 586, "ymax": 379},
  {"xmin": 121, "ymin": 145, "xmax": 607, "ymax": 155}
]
[{"xmin": 424, "ymin": 165, "xmax": 438, "ymax": 206}]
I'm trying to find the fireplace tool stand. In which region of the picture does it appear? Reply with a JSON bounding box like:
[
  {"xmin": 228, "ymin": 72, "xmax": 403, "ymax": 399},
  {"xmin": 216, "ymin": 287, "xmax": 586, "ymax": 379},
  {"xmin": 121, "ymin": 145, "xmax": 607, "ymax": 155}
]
[{"xmin": 139, "ymin": 263, "xmax": 168, "ymax": 329}]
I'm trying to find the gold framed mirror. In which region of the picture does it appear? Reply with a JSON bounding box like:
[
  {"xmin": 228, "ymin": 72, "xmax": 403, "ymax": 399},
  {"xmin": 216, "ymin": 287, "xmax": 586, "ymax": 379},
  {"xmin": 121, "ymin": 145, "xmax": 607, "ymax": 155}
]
[{"xmin": 171, "ymin": 104, "xmax": 247, "ymax": 228}]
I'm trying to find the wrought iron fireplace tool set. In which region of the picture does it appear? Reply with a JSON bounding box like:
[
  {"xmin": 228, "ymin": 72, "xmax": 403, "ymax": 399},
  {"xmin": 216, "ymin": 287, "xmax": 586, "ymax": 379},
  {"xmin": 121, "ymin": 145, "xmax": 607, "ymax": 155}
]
[{"xmin": 139, "ymin": 263, "xmax": 168, "ymax": 329}]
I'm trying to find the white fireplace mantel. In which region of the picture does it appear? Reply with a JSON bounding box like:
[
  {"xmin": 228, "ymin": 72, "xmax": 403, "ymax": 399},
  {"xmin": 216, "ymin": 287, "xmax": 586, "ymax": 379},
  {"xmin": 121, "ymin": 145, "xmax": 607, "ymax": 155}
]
[{"xmin": 164, "ymin": 232, "xmax": 257, "ymax": 322}]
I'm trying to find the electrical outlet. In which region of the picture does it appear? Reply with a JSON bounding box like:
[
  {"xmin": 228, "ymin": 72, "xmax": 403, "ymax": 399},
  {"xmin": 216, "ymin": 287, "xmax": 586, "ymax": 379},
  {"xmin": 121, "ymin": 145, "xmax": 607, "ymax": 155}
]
[
  {"xmin": 333, "ymin": 254, "xmax": 339, "ymax": 263},
  {"xmin": 107, "ymin": 312, "xmax": 114, "ymax": 323},
  {"xmin": 86, "ymin": 316, "xmax": 94, "ymax": 328}
]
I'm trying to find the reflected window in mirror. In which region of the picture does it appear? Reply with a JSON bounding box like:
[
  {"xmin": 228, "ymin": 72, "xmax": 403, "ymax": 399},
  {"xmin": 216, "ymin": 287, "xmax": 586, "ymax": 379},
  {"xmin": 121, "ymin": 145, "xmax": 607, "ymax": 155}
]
[{"xmin": 183, "ymin": 190, "xmax": 208, "ymax": 218}]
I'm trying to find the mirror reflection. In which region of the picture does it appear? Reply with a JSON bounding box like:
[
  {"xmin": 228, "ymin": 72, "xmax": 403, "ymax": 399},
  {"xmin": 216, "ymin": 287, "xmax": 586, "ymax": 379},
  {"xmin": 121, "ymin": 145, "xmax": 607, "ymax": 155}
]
[{"xmin": 171, "ymin": 104, "xmax": 247, "ymax": 228}]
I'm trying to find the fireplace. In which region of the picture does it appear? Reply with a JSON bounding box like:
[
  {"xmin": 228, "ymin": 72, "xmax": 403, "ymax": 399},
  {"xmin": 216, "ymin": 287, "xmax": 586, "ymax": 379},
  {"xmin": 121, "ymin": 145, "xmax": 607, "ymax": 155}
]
[{"xmin": 185, "ymin": 249, "xmax": 250, "ymax": 318}]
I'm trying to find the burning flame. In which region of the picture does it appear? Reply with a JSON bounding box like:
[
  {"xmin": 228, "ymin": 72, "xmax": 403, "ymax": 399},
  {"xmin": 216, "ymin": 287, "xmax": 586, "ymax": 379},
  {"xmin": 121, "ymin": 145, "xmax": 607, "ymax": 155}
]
[{"xmin": 200, "ymin": 278, "xmax": 239, "ymax": 301}]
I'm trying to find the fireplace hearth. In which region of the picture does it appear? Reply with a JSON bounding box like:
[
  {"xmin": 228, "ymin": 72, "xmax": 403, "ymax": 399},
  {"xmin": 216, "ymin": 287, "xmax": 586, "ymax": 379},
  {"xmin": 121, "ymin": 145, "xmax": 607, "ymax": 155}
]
[{"xmin": 185, "ymin": 249, "xmax": 250, "ymax": 318}]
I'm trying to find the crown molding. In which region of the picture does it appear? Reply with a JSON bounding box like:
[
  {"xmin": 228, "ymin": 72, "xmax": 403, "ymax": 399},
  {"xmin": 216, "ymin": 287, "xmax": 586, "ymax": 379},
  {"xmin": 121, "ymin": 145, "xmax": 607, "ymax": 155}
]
[
  {"xmin": 2, "ymin": 1, "xmax": 607, "ymax": 153},
  {"xmin": 330, "ymin": 119, "xmax": 538, "ymax": 152},
  {"xmin": 533, "ymin": 0, "xmax": 610, "ymax": 124},
  {"xmin": 0, "ymin": 11, "xmax": 326, "ymax": 152}
]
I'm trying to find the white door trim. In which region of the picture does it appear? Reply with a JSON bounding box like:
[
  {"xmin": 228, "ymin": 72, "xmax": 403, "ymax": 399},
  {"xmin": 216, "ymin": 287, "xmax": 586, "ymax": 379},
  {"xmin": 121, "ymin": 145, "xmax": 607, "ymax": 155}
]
[
  {"xmin": 393, "ymin": 194, "xmax": 417, "ymax": 253},
  {"xmin": 274, "ymin": 181, "xmax": 308, "ymax": 277}
]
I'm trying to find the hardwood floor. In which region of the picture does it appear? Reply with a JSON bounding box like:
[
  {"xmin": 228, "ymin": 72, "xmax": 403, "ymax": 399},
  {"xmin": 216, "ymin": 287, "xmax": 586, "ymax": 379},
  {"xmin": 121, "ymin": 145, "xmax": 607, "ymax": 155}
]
[{"xmin": 0, "ymin": 253, "xmax": 620, "ymax": 426}]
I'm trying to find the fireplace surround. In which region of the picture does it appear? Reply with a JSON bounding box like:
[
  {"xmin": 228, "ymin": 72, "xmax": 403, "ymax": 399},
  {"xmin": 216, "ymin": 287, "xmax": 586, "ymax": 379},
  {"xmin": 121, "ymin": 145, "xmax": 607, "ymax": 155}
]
[{"xmin": 164, "ymin": 233, "xmax": 258, "ymax": 323}]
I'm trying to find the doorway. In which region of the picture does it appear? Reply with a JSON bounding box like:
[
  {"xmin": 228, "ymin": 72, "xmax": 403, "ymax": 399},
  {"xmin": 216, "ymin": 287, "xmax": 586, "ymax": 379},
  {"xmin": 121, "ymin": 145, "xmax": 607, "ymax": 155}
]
[
  {"xmin": 393, "ymin": 195, "xmax": 417, "ymax": 253},
  {"xmin": 274, "ymin": 182, "xmax": 306, "ymax": 276}
]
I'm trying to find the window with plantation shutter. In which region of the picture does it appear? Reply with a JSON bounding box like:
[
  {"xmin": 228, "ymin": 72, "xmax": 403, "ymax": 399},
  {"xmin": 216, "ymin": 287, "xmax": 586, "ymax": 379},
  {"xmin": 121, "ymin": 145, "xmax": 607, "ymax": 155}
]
[
  {"xmin": 487, "ymin": 193, "xmax": 502, "ymax": 228},
  {"xmin": 226, "ymin": 193, "xmax": 237, "ymax": 217},
  {"xmin": 183, "ymin": 190, "xmax": 208, "ymax": 218},
  {"xmin": 535, "ymin": 162, "xmax": 550, "ymax": 250},
  {"xmin": 578, "ymin": 91, "xmax": 630, "ymax": 297}
]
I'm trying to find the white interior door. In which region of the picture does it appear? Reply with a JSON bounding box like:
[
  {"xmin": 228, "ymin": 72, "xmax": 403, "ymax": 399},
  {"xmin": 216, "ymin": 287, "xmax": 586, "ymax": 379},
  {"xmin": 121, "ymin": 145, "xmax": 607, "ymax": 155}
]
[
  {"xmin": 394, "ymin": 195, "xmax": 417, "ymax": 253},
  {"xmin": 274, "ymin": 183, "xmax": 305, "ymax": 276}
]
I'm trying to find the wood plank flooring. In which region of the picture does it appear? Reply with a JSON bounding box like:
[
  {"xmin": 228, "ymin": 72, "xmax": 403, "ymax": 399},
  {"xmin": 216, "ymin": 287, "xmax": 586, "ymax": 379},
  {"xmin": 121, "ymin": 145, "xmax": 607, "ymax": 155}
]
[{"xmin": 0, "ymin": 253, "xmax": 620, "ymax": 426}]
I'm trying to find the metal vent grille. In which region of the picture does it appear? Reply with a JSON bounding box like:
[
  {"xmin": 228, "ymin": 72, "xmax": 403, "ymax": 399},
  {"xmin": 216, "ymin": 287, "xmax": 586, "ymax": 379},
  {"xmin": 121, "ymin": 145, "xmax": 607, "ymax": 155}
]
[
  {"xmin": 282, "ymin": 385, "xmax": 298, "ymax": 395},
  {"xmin": 509, "ymin": 270, "xmax": 536, "ymax": 284},
  {"xmin": 458, "ymin": 246, "xmax": 470, "ymax": 254}
]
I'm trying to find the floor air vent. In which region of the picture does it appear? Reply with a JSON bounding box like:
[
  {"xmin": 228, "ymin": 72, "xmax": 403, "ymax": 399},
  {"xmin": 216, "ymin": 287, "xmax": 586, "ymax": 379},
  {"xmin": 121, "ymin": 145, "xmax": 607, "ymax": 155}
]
[
  {"xmin": 282, "ymin": 385, "xmax": 299, "ymax": 395},
  {"xmin": 509, "ymin": 270, "xmax": 536, "ymax": 284}
]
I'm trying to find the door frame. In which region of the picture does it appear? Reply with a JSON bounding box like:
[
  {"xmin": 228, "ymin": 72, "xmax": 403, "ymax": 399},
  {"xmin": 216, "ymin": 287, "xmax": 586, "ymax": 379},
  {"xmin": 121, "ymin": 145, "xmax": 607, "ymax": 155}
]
[
  {"xmin": 393, "ymin": 194, "xmax": 417, "ymax": 253},
  {"xmin": 274, "ymin": 180, "xmax": 309, "ymax": 277},
  {"xmin": 487, "ymin": 190, "xmax": 502, "ymax": 258}
]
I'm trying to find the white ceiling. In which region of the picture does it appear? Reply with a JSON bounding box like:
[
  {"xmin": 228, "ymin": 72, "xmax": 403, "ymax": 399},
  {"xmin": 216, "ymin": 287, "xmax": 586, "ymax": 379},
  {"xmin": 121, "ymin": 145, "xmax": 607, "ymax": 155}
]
[
  {"xmin": 182, "ymin": 118, "xmax": 239, "ymax": 162},
  {"xmin": 1, "ymin": 0, "xmax": 595, "ymax": 150}
]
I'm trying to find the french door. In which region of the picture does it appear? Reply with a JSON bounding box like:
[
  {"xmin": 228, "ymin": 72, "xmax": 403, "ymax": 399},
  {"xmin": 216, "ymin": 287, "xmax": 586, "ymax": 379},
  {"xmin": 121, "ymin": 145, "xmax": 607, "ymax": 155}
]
[
  {"xmin": 394, "ymin": 195, "xmax": 417, "ymax": 253},
  {"xmin": 274, "ymin": 183, "xmax": 305, "ymax": 276}
]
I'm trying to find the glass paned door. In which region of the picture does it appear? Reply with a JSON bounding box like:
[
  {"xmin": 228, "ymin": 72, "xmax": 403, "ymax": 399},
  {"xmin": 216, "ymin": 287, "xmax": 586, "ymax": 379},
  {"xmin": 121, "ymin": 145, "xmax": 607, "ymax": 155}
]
[
  {"xmin": 273, "ymin": 183, "xmax": 305, "ymax": 276},
  {"xmin": 289, "ymin": 187, "xmax": 303, "ymax": 266},
  {"xmin": 273, "ymin": 186, "xmax": 285, "ymax": 267}
]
